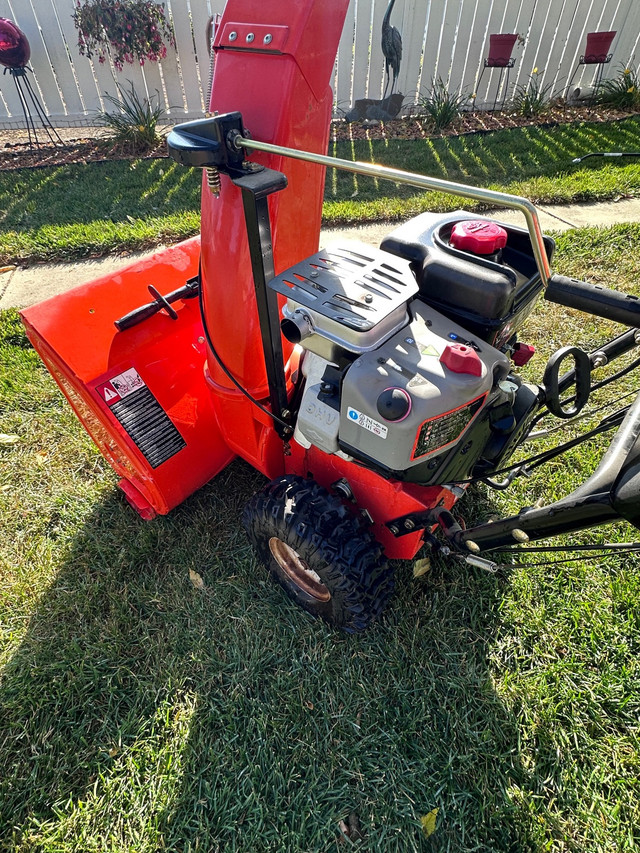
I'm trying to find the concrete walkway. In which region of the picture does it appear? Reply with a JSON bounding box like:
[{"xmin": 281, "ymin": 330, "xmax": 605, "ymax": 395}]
[{"xmin": 2, "ymin": 197, "xmax": 640, "ymax": 310}]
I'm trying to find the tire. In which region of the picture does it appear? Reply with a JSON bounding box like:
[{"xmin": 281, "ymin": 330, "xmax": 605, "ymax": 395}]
[{"xmin": 242, "ymin": 475, "xmax": 394, "ymax": 632}]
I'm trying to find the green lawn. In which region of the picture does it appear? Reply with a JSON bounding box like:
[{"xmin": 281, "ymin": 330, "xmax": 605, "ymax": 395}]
[
  {"xmin": 1, "ymin": 224, "xmax": 639, "ymax": 851},
  {"xmin": 1, "ymin": 116, "xmax": 640, "ymax": 265}
]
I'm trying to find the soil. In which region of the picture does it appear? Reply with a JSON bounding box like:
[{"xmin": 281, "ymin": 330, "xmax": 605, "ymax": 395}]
[{"xmin": 0, "ymin": 104, "xmax": 636, "ymax": 171}]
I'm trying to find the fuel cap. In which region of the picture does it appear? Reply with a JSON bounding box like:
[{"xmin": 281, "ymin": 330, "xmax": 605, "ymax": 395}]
[
  {"xmin": 376, "ymin": 387, "xmax": 412, "ymax": 421},
  {"xmin": 450, "ymin": 220, "xmax": 508, "ymax": 255}
]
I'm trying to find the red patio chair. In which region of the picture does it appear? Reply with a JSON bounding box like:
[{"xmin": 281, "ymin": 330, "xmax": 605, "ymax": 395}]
[
  {"xmin": 475, "ymin": 33, "xmax": 519, "ymax": 110},
  {"xmin": 566, "ymin": 31, "xmax": 616, "ymax": 104}
]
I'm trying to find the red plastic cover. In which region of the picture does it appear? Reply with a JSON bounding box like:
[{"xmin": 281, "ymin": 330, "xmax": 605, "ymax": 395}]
[
  {"xmin": 440, "ymin": 342, "xmax": 483, "ymax": 376},
  {"xmin": 450, "ymin": 220, "xmax": 508, "ymax": 255}
]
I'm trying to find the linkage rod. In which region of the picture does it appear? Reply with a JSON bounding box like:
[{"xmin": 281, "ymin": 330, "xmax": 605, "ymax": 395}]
[{"xmin": 235, "ymin": 135, "xmax": 551, "ymax": 285}]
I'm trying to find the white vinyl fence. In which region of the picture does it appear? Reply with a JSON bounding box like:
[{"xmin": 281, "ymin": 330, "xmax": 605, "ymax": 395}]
[{"xmin": 0, "ymin": 0, "xmax": 639, "ymax": 129}]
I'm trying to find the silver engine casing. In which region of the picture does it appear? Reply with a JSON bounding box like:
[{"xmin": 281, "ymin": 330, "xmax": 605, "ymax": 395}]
[
  {"xmin": 270, "ymin": 240, "xmax": 511, "ymax": 475},
  {"xmin": 294, "ymin": 300, "xmax": 510, "ymax": 473}
]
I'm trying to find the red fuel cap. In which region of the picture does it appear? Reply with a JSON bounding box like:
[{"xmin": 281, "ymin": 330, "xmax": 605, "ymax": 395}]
[
  {"xmin": 450, "ymin": 220, "xmax": 508, "ymax": 255},
  {"xmin": 440, "ymin": 343, "xmax": 483, "ymax": 376}
]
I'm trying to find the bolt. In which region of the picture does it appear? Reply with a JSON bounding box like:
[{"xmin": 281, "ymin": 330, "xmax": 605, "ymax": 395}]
[
  {"xmin": 310, "ymin": 270, "xmax": 319, "ymax": 278},
  {"xmin": 228, "ymin": 31, "xmax": 237, "ymax": 41},
  {"xmin": 246, "ymin": 32, "xmax": 255, "ymax": 43},
  {"xmin": 332, "ymin": 478, "xmax": 354, "ymax": 501},
  {"xmin": 263, "ymin": 33, "xmax": 273, "ymax": 44},
  {"xmin": 281, "ymin": 409, "xmax": 290, "ymax": 419},
  {"xmin": 592, "ymin": 351, "xmax": 608, "ymax": 368},
  {"xmin": 389, "ymin": 525, "xmax": 400, "ymax": 536},
  {"xmin": 364, "ymin": 293, "xmax": 373, "ymax": 303},
  {"xmin": 404, "ymin": 518, "xmax": 416, "ymax": 530}
]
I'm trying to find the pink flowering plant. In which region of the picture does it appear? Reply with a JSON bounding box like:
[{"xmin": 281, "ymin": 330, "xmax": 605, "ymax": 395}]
[{"xmin": 73, "ymin": 0, "xmax": 175, "ymax": 71}]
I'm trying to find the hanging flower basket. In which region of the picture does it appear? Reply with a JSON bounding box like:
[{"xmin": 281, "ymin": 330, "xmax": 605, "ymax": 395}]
[{"xmin": 73, "ymin": 0, "xmax": 175, "ymax": 71}]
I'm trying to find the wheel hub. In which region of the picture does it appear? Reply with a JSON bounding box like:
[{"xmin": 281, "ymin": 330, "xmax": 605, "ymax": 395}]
[{"xmin": 268, "ymin": 537, "xmax": 331, "ymax": 602}]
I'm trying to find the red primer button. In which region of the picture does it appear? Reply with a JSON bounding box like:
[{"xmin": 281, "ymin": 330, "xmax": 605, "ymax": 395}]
[{"xmin": 440, "ymin": 343, "xmax": 483, "ymax": 376}]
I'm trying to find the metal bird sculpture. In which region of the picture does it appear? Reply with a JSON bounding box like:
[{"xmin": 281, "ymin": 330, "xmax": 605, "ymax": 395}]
[{"xmin": 381, "ymin": 0, "xmax": 402, "ymax": 97}]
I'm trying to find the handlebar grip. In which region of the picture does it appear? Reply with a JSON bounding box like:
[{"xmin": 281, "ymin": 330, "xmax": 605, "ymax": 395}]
[
  {"xmin": 114, "ymin": 302, "xmax": 160, "ymax": 331},
  {"xmin": 546, "ymin": 274, "xmax": 640, "ymax": 327}
]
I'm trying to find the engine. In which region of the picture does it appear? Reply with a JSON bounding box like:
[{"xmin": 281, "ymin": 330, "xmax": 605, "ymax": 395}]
[{"xmin": 269, "ymin": 212, "xmax": 554, "ymax": 485}]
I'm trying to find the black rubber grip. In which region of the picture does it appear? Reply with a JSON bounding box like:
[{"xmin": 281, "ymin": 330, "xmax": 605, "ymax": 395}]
[
  {"xmin": 114, "ymin": 278, "xmax": 199, "ymax": 332},
  {"xmin": 545, "ymin": 274, "xmax": 640, "ymax": 327},
  {"xmin": 114, "ymin": 302, "xmax": 162, "ymax": 331}
]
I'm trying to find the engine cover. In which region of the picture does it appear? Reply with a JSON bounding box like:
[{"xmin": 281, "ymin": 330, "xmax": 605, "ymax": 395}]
[
  {"xmin": 338, "ymin": 301, "xmax": 510, "ymax": 475},
  {"xmin": 269, "ymin": 241, "xmax": 419, "ymax": 361}
]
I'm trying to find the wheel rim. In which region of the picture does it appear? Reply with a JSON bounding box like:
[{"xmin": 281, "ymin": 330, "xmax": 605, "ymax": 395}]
[{"xmin": 268, "ymin": 537, "xmax": 331, "ymax": 602}]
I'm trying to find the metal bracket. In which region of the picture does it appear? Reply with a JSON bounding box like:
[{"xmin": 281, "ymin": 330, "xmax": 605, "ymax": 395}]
[
  {"xmin": 232, "ymin": 167, "xmax": 291, "ymax": 439},
  {"xmin": 167, "ymin": 112, "xmax": 254, "ymax": 177},
  {"xmin": 386, "ymin": 506, "xmax": 443, "ymax": 537}
]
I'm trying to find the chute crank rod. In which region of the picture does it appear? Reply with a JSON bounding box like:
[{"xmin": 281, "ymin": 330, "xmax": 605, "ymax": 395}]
[{"xmin": 232, "ymin": 134, "xmax": 551, "ymax": 285}]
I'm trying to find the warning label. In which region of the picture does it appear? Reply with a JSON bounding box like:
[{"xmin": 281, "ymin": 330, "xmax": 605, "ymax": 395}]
[
  {"xmin": 96, "ymin": 368, "xmax": 146, "ymax": 407},
  {"xmin": 347, "ymin": 406, "xmax": 388, "ymax": 439},
  {"xmin": 94, "ymin": 367, "xmax": 185, "ymax": 468}
]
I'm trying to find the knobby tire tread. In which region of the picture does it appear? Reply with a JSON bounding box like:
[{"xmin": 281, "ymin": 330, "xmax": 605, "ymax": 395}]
[{"xmin": 242, "ymin": 475, "xmax": 394, "ymax": 631}]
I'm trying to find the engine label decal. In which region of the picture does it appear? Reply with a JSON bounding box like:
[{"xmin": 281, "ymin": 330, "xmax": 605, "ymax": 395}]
[
  {"xmin": 347, "ymin": 406, "xmax": 388, "ymax": 439},
  {"xmin": 95, "ymin": 368, "xmax": 186, "ymax": 469},
  {"xmin": 412, "ymin": 393, "xmax": 487, "ymax": 460}
]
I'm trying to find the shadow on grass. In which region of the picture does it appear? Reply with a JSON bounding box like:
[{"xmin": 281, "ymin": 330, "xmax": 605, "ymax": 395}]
[
  {"xmin": 0, "ymin": 159, "xmax": 201, "ymax": 232},
  {"xmin": 0, "ymin": 457, "xmax": 545, "ymax": 851}
]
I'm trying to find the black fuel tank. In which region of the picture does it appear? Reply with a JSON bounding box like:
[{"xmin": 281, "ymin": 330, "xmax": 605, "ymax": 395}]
[{"xmin": 381, "ymin": 211, "xmax": 555, "ymax": 348}]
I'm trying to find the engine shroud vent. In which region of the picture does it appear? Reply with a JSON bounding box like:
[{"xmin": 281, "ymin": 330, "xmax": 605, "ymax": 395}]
[{"xmin": 269, "ymin": 241, "xmax": 419, "ymax": 359}]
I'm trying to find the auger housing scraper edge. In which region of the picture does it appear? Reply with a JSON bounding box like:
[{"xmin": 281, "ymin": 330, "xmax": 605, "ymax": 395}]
[{"xmin": 21, "ymin": 0, "xmax": 640, "ymax": 632}]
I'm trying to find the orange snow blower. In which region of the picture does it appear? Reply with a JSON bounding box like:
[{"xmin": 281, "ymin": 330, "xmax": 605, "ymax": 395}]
[{"xmin": 21, "ymin": 0, "xmax": 640, "ymax": 631}]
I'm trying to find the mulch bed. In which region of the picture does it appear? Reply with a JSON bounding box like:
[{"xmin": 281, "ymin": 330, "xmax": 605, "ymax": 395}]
[
  {"xmin": 0, "ymin": 135, "xmax": 168, "ymax": 171},
  {"xmin": 0, "ymin": 105, "xmax": 636, "ymax": 171}
]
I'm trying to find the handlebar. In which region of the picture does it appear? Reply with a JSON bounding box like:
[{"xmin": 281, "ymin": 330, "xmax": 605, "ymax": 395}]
[{"xmin": 546, "ymin": 274, "xmax": 640, "ymax": 327}]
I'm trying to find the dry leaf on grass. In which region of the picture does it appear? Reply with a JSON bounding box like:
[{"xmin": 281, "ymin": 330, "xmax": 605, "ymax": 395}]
[
  {"xmin": 413, "ymin": 557, "xmax": 431, "ymax": 578},
  {"xmin": 189, "ymin": 569, "xmax": 205, "ymax": 590},
  {"xmin": 338, "ymin": 813, "xmax": 363, "ymax": 843},
  {"xmin": 0, "ymin": 434, "xmax": 20, "ymax": 445},
  {"xmin": 420, "ymin": 808, "xmax": 439, "ymax": 837}
]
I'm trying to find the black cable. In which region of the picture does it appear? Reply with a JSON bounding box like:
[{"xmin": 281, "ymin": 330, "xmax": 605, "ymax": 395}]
[
  {"xmin": 530, "ymin": 359, "xmax": 640, "ymax": 429},
  {"xmin": 196, "ymin": 262, "xmax": 292, "ymax": 431},
  {"xmin": 486, "ymin": 542, "xmax": 640, "ymax": 554},
  {"xmin": 457, "ymin": 407, "xmax": 628, "ymax": 486},
  {"xmin": 472, "ymin": 542, "xmax": 640, "ymax": 570},
  {"xmin": 495, "ymin": 553, "xmax": 639, "ymax": 570},
  {"xmin": 572, "ymin": 151, "xmax": 640, "ymax": 164},
  {"xmin": 546, "ymin": 359, "xmax": 640, "ymax": 417}
]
